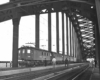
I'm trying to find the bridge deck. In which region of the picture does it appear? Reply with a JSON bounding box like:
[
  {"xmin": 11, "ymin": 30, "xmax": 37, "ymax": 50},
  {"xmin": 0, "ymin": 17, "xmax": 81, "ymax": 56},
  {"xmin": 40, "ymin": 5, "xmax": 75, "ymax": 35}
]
[
  {"xmin": 90, "ymin": 67, "xmax": 100, "ymax": 80},
  {"xmin": 0, "ymin": 63, "xmax": 99, "ymax": 80},
  {"xmin": 0, "ymin": 63, "xmax": 83, "ymax": 76}
]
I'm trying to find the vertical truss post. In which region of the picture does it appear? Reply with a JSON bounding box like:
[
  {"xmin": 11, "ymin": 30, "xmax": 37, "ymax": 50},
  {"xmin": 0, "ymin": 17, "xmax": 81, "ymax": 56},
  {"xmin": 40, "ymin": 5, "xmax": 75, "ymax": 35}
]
[
  {"xmin": 69, "ymin": 19, "xmax": 71, "ymax": 57},
  {"xmin": 35, "ymin": 14, "xmax": 40, "ymax": 49},
  {"xmin": 71, "ymin": 23, "xmax": 73, "ymax": 57},
  {"xmin": 72, "ymin": 26, "xmax": 74, "ymax": 60},
  {"xmin": 56, "ymin": 12, "xmax": 59, "ymax": 54},
  {"xmin": 48, "ymin": 13, "xmax": 52, "ymax": 52},
  {"xmin": 62, "ymin": 12, "xmax": 65, "ymax": 61},
  {"xmin": 66, "ymin": 16, "xmax": 69, "ymax": 57},
  {"xmin": 74, "ymin": 31, "xmax": 77, "ymax": 60},
  {"xmin": 73, "ymin": 27, "xmax": 76, "ymax": 61},
  {"xmin": 12, "ymin": 17, "xmax": 20, "ymax": 67},
  {"xmin": 95, "ymin": 0, "xmax": 100, "ymax": 71},
  {"xmin": 95, "ymin": 25, "xmax": 100, "ymax": 69}
]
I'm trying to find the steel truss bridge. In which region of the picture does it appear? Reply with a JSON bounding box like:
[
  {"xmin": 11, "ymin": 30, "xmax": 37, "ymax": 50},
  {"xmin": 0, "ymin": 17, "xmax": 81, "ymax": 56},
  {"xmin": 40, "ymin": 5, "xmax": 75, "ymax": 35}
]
[{"xmin": 0, "ymin": 0, "xmax": 100, "ymax": 70}]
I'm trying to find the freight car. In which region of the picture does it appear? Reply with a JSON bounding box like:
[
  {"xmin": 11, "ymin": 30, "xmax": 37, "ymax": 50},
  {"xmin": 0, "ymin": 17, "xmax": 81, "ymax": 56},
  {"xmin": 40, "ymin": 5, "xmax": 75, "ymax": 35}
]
[{"xmin": 18, "ymin": 46, "xmax": 75, "ymax": 67}]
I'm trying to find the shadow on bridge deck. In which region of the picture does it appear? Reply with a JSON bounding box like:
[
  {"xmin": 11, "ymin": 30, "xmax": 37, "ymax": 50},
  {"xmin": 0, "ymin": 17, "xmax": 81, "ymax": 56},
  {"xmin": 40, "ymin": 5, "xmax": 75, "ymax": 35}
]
[{"xmin": 90, "ymin": 67, "xmax": 100, "ymax": 80}]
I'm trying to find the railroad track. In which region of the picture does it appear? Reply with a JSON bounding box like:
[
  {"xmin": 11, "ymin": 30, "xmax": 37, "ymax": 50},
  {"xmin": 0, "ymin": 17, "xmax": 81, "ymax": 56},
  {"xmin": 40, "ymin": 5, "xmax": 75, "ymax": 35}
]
[
  {"xmin": 0, "ymin": 64, "xmax": 82, "ymax": 80},
  {"xmin": 71, "ymin": 67, "xmax": 93, "ymax": 80},
  {"xmin": 45, "ymin": 65, "xmax": 92, "ymax": 80}
]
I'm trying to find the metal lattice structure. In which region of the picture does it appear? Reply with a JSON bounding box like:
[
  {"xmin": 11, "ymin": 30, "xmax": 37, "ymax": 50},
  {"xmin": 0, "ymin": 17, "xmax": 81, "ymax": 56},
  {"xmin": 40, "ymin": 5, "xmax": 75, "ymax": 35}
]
[{"xmin": 0, "ymin": 0, "xmax": 100, "ymax": 69}]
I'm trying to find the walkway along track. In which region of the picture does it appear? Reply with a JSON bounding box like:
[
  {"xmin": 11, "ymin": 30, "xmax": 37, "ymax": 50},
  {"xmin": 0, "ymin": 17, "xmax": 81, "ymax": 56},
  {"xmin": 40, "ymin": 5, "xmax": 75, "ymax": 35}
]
[
  {"xmin": 31, "ymin": 64, "xmax": 89, "ymax": 80},
  {"xmin": 0, "ymin": 63, "xmax": 85, "ymax": 80}
]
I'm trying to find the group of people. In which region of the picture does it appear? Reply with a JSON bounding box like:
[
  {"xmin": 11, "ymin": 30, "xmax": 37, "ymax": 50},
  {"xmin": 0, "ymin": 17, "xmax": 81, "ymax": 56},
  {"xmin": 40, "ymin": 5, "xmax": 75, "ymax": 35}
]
[
  {"xmin": 89, "ymin": 59, "xmax": 97, "ymax": 67},
  {"xmin": 44, "ymin": 57, "xmax": 98, "ymax": 68},
  {"xmin": 44, "ymin": 57, "xmax": 69, "ymax": 68}
]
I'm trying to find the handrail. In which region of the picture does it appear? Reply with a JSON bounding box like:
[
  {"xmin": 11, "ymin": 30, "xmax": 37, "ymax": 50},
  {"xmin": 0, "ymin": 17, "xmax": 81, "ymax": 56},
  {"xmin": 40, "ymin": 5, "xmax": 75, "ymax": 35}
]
[{"xmin": 0, "ymin": 61, "xmax": 11, "ymax": 63}]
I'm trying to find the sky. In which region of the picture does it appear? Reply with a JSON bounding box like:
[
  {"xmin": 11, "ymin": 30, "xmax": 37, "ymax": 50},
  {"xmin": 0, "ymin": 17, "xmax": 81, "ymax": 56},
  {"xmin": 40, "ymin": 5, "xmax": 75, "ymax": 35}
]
[
  {"xmin": 0, "ymin": 0, "xmax": 9, "ymax": 5},
  {"xmin": 0, "ymin": 0, "xmax": 67, "ymax": 61}
]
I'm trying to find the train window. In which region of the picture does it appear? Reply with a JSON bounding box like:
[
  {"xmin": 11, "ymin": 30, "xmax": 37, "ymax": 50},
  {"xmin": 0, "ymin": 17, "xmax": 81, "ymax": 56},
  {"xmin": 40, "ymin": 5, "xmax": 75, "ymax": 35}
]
[
  {"xmin": 43, "ymin": 52, "xmax": 45, "ymax": 56},
  {"xmin": 19, "ymin": 50, "xmax": 20, "ymax": 54},
  {"xmin": 28, "ymin": 56, "xmax": 30, "ymax": 58},
  {"xmin": 27, "ymin": 49, "xmax": 31, "ymax": 54},
  {"xmin": 50, "ymin": 53, "xmax": 51, "ymax": 56},
  {"xmin": 23, "ymin": 49, "xmax": 25, "ymax": 54},
  {"xmin": 42, "ymin": 52, "xmax": 43, "ymax": 56},
  {"xmin": 45, "ymin": 53, "xmax": 46, "ymax": 56},
  {"xmin": 48, "ymin": 53, "xmax": 49, "ymax": 56}
]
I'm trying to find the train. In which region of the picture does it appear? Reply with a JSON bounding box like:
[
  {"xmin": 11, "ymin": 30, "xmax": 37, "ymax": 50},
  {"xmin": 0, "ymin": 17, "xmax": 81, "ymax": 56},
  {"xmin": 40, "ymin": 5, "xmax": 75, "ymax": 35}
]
[{"xmin": 18, "ymin": 46, "xmax": 76, "ymax": 67}]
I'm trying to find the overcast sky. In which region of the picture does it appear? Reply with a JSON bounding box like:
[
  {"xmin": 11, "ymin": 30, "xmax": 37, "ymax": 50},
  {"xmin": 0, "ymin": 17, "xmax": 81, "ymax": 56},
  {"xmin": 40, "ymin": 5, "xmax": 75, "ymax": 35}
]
[{"xmin": 0, "ymin": 0, "xmax": 67, "ymax": 61}]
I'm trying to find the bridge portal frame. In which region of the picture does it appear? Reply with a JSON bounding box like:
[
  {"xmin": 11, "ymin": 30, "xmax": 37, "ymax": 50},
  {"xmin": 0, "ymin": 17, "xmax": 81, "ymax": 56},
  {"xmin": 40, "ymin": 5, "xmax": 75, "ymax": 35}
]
[
  {"xmin": 0, "ymin": 0, "xmax": 94, "ymax": 67},
  {"xmin": 95, "ymin": 0, "xmax": 100, "ymax": 72},
  {"xmin": 12, "ymin": 17, "xmax": 20, "ymax": 67}
]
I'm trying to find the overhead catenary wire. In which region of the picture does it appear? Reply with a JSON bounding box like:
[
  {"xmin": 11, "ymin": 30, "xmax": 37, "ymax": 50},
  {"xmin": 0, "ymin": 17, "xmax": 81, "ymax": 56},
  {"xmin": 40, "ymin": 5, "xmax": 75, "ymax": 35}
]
[
  {"xmin": 19, "ymin": 7, "xmax": 62, "ymax": 39},
  {"xmin": 16, "ymin": 6, "xmax": 60, "ymax": 49}
]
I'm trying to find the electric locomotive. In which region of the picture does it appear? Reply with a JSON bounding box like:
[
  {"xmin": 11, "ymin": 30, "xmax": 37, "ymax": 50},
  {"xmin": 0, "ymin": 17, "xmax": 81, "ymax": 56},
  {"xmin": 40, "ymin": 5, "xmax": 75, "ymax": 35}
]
[{"xmin": 18, "ymin": 46, "xmax": 75, "ymax": 67}]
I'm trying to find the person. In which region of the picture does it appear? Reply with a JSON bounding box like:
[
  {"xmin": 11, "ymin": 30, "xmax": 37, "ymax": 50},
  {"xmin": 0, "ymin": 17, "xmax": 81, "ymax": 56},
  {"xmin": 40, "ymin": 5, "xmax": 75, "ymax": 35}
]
[
  {"xmin": 44, "ymin": 58, "xmax": 47, "ymax": 66},
  {"xmin": 94, "ymin": 59, "xmax": 97, "ymax": 67},
  {"xmin": 52, "ymin": 57, "xmax": 56, "ymax": 69},
  {"xmin": 90, "ymin": 60, "xmax": 94, "ymax": 67},
  {"xmin": 65, "ymin": 58, "xmax": 69, "ymax": 67}
]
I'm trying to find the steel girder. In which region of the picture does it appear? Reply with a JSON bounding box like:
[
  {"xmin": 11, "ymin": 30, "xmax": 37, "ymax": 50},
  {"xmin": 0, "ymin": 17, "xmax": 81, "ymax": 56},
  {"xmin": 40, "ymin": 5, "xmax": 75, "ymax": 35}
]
[
  {"xmin": 0, "ymin": 0, "xmax": 96, "ymax": 22},
  {"xmin": 10, "ymin": 0, "xmax": 95, "ymax": 5},
  {"xmin": 68, "ymin": 10, "xmax": 95, "ymax": 59}
]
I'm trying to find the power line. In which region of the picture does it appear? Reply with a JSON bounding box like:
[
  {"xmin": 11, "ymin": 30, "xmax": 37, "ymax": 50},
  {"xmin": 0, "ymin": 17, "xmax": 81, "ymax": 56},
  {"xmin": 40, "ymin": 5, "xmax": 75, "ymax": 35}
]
[{"xmin": 20, "ymin": 7, "xmax": 56, "ymax": 29}]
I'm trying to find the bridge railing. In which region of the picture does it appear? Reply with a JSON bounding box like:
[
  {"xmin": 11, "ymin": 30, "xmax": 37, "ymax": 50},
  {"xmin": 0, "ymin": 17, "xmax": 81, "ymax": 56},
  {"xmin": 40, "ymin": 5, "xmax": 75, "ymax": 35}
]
[{"xmin": 0, "ymin": 61, "xmax": 11, "ymax": 68}]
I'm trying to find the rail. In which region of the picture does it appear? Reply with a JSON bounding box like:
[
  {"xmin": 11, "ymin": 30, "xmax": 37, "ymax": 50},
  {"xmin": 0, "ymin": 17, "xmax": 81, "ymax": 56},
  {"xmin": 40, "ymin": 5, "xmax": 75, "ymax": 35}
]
[
  {"xmin": 44, "ymin": 64, "xmax": 93, "ymax": 80},
  {"xmin": 0, "ymin": 63, "xmax": 85, "ymax": 80},
  {"xmin": 44, "ymin": 64, "xmax": 90, "ymax": 80}
]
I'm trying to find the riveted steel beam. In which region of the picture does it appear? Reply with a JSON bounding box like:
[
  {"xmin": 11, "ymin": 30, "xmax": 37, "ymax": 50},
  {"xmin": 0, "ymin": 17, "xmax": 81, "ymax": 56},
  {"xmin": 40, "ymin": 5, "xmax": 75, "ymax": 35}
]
[
  {"xmin": 95, "ymin": 0, "xmax": 100, "ymax": 72},
  {"xmin": 48, "ymin": 12, "xmax": 51, "ymax": 52},
  {"xmin": 72, "ymin": 24, "xmax": 74, "ymax": 57},
  {"xmin": 0, "ymin": 0, "xmax": 95, "ymax": 22},
  {"xmin": 66, "ymin": 15, "xmax": 69, "ymax": 56},
  {"xmin": 35, "ymin": 14, "xmax": 40, "ymax": 49},
  {"xmin": 56, "ymin": 12, "xmax": 59, "ymax": 53},
  {"xmin": 62, "ymin": 12, "xmax": 65, "ymax": 60},
  {"xmin": 69, "ymin": 18, "xmax": 71, "ymax": 57},
  {"xmin": 12, "ymin": 17, "xmax": 21, "ymax": 67}
]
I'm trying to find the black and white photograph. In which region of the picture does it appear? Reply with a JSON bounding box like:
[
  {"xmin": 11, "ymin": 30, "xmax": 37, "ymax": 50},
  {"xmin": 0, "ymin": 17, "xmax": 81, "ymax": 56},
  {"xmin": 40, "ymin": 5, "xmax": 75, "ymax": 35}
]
[{"xmin": 0, "ymin": 0, "xmax": 100, "ymax": 80}]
